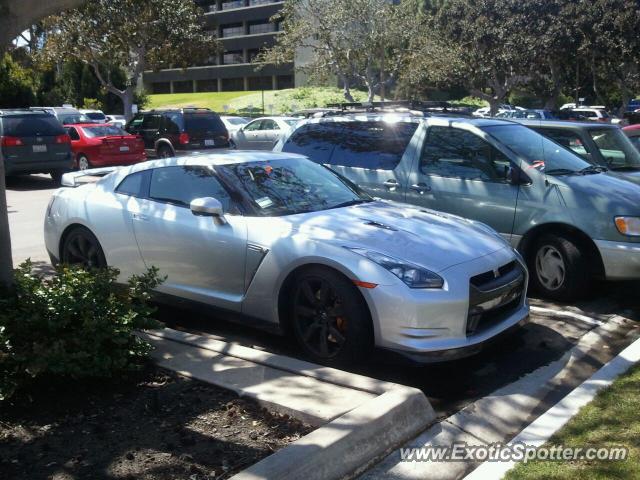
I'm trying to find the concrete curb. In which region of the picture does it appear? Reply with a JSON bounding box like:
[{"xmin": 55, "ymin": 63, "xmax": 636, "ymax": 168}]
[
  {"xmin": 464, "ymin": 335, "xmax": 640, "ymax": 480},
  {"xmin": 142, "ymin": 328, "xmax": 436, "ymax": 480}
]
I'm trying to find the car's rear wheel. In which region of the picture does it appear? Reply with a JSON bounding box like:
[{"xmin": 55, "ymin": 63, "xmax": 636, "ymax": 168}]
[
  {"xmin": 290, "ymin": 266, "xmax": 371, "ymax": 365},
  {"xmin": 50, "ymin": 170, "xmax": 64, "ymax": 185},
  {"xmin": 529, "ymin": 234, "xmax": 589, "ymax": 302},
  {"xmin": 62, "ymin": 227, "xmax": 107, "ymax": 269},
  {"xmin": 157, "ymin": 144, "xmax": 173, "ymax": 158},
  {"xmin": 77, "ymin": 155, "xmax": 91, "ymax": 171}
]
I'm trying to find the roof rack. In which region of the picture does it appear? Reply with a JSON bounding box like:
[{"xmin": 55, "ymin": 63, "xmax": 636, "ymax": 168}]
[{"xmin": 323, "ymin": 100, "xmax": 474, "ymax": 117}]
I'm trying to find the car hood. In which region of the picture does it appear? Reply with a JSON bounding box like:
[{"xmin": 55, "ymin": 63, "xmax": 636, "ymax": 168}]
[
  {"xmin": 549, "ymin": 172, "xmax": 640, "ymax": 214},
  {"xmin": 285, "ymin": 201, "xmax": 509, "ymax": 272}
]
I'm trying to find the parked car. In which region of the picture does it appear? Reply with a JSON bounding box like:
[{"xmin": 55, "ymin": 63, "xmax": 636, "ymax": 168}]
[
  {"xmin": 220, "ymin": 116, "xmax": 250, "ymax": 147},
  {"xmin": 623, "ymin": 124, "xmax": 640, "ymax": 152},
  {"xmin": 497, "ymin": 109, "xmax": 557, "ymax": 120},
  {"xmin": 65, "ymin": 123, "xmax": 146, "ymax": 171},
  {"xmin": 275, "ymin": 114, "xmax": 640, "ymax": 301},
  {"xmin": 105, "ymin": 115, "xmax": 127, "ymax": 128},
  {"xmin": 29, "ymin": 106, "xmax": 92, "ymax": 126},
  {"xmin": 0, "ymin": 109, "xmax": 72, "ymax": 183},
  {"xmin": 518, "ymin": 120, "xmax": 640, "ymax": 175},
  {"xmin": 45, "ymin": 152, "xmax": 529, "ymax": 364},
  {"xmin": 569, "ymin": 107, "xmax": 612, "ymax": 123},
  {"xmin": 232, "ymin": 117, "xmax": 299, "ymax": 150},
  {"xmin": 473, "ymin": 105, "xmax": 523, "ymax": 118},
  {"xmin": 125, "ymin": 108, "xmax": 230, "ymax": 158},
  {"xmin": 79, "ymin": 109, "xmax": 108, "ymax": 123}
]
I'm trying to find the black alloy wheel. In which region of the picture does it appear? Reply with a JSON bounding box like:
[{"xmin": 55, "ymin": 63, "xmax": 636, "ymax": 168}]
[{"xmin": 62, "ymin": 227, "xmax": 107, "ymax": 269}]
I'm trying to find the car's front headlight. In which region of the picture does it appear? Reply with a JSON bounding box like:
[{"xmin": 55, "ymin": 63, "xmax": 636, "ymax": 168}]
[
  {"xmin": 345, "ymin": 247, "xmax": 444, "ymax": 289},
  {"xmin": 615, "ymin": 216, "xmax": 640, "ymax": 237}
]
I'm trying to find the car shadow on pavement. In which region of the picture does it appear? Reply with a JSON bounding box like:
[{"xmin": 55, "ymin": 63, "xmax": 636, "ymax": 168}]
[{"xmin": 5, "ymin": 174, "xmax": 58, "ymax": 191}]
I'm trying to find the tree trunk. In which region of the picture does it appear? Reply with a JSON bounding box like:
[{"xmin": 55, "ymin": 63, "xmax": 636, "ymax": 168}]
[
  {"xmin": 339, "ymin": 74, "xmax": 354, "ymax": 102},
  {"xmin": 0, "ymin": 153, "xmax": 13, "ymax": 289},
  {"xmin": 123, "ymin": 87, "xmax": 135, "ymax": 121}
]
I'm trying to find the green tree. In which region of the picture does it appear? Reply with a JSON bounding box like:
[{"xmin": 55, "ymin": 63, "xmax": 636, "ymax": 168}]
[
  {"xmin": 42, "ymin": 0, "xmax": 219, "ymax": 119},
  {"xmin": 260, "ymin": 0, "xmax": 419, "ymax": 102},
  {"xmin": 0, "ymin": 52, "xmax": 37, "ymax": 108}
]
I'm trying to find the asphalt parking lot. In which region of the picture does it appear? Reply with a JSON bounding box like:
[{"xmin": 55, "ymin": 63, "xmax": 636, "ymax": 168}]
[{"xmin": 6, "ymin": 174, "xmax": 640, "ymax": 418}]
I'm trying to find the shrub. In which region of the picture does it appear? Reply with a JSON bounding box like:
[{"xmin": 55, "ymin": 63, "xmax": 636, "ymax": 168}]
[{"xmin": 0, "ymin": 262, "xmax": 163, "ymax": 401}]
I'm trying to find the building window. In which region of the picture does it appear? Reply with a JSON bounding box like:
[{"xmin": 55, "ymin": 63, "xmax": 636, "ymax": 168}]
[
  {"xmin": 248, "ymin": 76, "xmax": 273, "ymax": 90},
  {"xmin": 247, "ymin": 49, "xmax": 261, "ymax": 62},
  {"xmin": 152, "ymin": 82, "xmax": 171, "ymax": 94},
  {"xmin": 221, "ymin": 78, "xmax": 245, "ymax": 91},
  {"xmin": 249, "ymin": 0, "xmax": 276, "ymax": 5},
  {"xmin": 222, "ymin": 50, "xmax": 245, "ymax": 65},
  {"xmin": 221, "ymin": 0, "xmax": 245, "ymax": 10},
  {"xmin": 196, "ymin": 79, "xmax": 218, "ymax": 92},
  {"xmin": 276, "ymin": 75, "xmax": 294, "ymax": 89},
  {"xmin": 172, "ymin": 81, "xmax": 194, "ymax": 94},
  {"xmin": 248, "ymin": 20, "xmax": 276, "ymax": 35},
  {"xmin": 221, "ymin": 23, "xmax": 244, "ymax": 37}
]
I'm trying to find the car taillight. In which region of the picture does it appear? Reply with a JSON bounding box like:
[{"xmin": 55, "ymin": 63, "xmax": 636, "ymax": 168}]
[
  {"xmin": 55, "ymin": 134, "xmax": 71, "ymax": 144},
  {"xmin": 179, "ymin": 133, "xmax": 190, "ymax": 145},
  {"xmin": 0, "ymin": 136, "xmax": 24, "ymax": 147}
]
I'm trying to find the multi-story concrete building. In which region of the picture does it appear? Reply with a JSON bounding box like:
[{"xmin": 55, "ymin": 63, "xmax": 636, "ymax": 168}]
[{"xmin": 143, "ymin": 0, "xmax": 294, "ymax": 94}]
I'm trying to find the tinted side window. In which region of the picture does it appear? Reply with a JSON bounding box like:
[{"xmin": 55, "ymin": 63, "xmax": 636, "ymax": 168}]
[
  {"xmin": 329, "ymin": 121, "xmax": 418, "ymax": 170},
  {"xmin": 116, "ymin": 171, "xmax": 147, "ymax": 197},
  {"xmin": 421, "ymin": 127, "xmax": 511, "ymax": 182},
  {"xmin": 141, "ymin": 114, "xmax": 161, "ymax": 129},
  {"xmin": 184, "ymin": 114, "xmax": 226, "ymax": 132},
  {"xmin": 67, "ymin": 127, "xmax": 81, "ymax": 141},
  {"xmin": 537, "ymin": 128, "xmax": 587, "ymax": 156},
  {"xmin": 127, "ymin": 114, "xmax": 144, "ymax": 131},
  {"xmin": 163, "ymin": 113, "xmax": 183, "ymax": 134},
  {"xmin": 149, "ymin": 166, "xmax": 231, "ymax": 211},
  {"xmin": 282, "ymin": 122, "xmax": 344, "ymax": 164}
]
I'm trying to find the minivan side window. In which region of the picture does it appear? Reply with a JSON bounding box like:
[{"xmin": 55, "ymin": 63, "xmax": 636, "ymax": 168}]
[
  {"xmin": 149, "ymin": 166, "xmax": 232, "ymax": 212},
  {"xmin": 329, "ymin": 121, "xmax": 418, "ymax": 171},
  {"xmin": 282, "ymin": 122, "xmax": 343, "ymax": 164},
  {"xmin": 421, "ymin": 127, "xmax": 511, "ymax": 182}
]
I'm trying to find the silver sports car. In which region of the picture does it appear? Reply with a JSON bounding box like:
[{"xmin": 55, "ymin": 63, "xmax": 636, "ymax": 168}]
[{"xmin": 44, "ymin": 152, "xmax": 529, "ymax": 364}]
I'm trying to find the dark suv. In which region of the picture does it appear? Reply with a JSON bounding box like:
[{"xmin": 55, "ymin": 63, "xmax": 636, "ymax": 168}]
[
  {"xmin": 0, "ymin": 110, "xmax": 73, "ymax": 183},
  {"xmin": 126, "ymin": 108, "xmax": 230, "ymax": 158}
]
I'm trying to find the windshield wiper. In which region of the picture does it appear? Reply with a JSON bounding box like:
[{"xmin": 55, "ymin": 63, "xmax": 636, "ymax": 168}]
[
  {"xmin": 579, "ymin": 165, "xmax": 607, "ymax": 174},
  {"xmin": 328, "ymin": 199, "xmax": 372, "ymax": 210},
  {"xmin": 544, "ymin": 168, "xmax": 578, "ymax": 176}
]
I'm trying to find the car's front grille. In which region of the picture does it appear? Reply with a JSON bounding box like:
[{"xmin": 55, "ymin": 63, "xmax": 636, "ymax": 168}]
[{"xmin": 467, "ymin": 261, "xmax": 525, "ymax": 336}]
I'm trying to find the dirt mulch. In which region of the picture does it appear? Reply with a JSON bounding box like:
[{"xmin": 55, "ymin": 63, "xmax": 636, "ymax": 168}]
[{"xmin": 0, "ymin": 367, "xmax": 312, "ymax": 480}]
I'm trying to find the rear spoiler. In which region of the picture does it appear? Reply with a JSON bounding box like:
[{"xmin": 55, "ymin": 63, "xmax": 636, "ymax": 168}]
[{"xmin": 61, "ymin": 167, "xmax": 121, "ymax": 187}]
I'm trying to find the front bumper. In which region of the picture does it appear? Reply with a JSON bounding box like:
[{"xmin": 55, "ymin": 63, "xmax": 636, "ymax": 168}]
[
  {"xmin": 595, "ymin": 239, "xmax": 640, "ymax": 280},
  {"xmin": 361, "ymin": 247, "xmax": 529, "ymax": 363}
]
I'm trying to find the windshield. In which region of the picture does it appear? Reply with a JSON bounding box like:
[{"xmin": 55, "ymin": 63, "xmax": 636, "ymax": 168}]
[
  {"xmin": 285, "ymin": 119, "xmax": 299, "ymax": 127},
  {"xmin": 483, "ymin": 124, "xmax": 591, "ymax": 174},
  {"xmin": 589, "ymin": 128, "xmax": 640, "ymax": 169},
  {"xmin": 83, "ymin": 125, "xmax": 129, "ymax": 138},
  {"xmin": 85, "ymin": 112, "xmax": 106, "ymax": 120},
  {"xmin": 217, "ymin": 158, "xmax": 371, "ymax": 216}
]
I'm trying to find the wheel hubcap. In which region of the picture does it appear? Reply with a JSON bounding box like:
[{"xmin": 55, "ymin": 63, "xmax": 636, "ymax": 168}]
[
  {"xmin": 66, "ymin": 234, "xmax": 100, "ymax": 268},
  {"xmin": 78, "ymin": 157, "xmax": 89, "ymax": 170},
  {"xmin": 294, "ymin": 278, "xmax": 347, "ymax": 359},
  {"xmin": 535, "ymin": 245, "xmax": 565, "ymax": 291}
]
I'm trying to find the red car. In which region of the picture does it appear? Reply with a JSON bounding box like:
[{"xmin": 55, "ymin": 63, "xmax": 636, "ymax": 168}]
[{"xmin": 65, "ymin": 123, "xmax": 146, "ymax": 170}]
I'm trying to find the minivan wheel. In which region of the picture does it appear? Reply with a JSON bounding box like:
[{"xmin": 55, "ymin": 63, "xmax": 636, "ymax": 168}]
[
  {"xmin": 157, "ymin": 145, "xmax": 173, "ymax": 158},
  {"xmin": 290, "ymin": 266, "xmax": 372, "ymax": 366},
  {"xmin": 62, "ymin": 226, "xmax": 107, "ymax": 269},
  {"xmin": 529, "ymin": 234, "xmax": 590, "ymax": 302},
  {"xmin": 50, "ymin": 170, "xmax": 64, "ymax": 185},
  {"xmin": 77, "ymin": 155, "xmax": 90, "ymax": 171}
]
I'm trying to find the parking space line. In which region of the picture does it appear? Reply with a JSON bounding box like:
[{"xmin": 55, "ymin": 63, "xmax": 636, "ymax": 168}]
[{"xmin": 530, "ymin": 306, "xmax": 604, "ymax": 327}]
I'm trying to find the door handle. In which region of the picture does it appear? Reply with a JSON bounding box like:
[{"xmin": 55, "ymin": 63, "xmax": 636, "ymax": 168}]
[
  {"xmin": 132, "ymin": 213, "xmax": 149, "ymax": 221},
  {"xmin": 383, "ymin": 179, "xmax": 399, "ymax": 191},
  {"xmin": 410, "ymin": 183, "xmax": 431, "ymax": 194}
]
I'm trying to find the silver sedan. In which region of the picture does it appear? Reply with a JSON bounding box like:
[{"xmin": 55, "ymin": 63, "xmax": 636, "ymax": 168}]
[
  {"xmin": 44, "ymin": 152, "xmax": 529, "ymax": 364},
  {"xmin": 232, "ymin": 117, "xmax": 299, "ymax": 150}
]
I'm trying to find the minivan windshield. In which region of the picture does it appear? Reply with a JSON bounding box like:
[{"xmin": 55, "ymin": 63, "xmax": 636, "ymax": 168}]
[
  {"xmin": 588, "ymin": 128, "xmax": 640, "ymax": 170},
  {"xmin": 217, "ymin": 158, "xmax": 371, "ymax": 217},
  {"xmin": 483, "ymin": 124, "xmax": 591, "ymax": 175}
]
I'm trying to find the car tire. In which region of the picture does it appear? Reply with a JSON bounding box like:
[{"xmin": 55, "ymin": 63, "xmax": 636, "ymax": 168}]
[
  {"xmin": 528, "ymin": 234, "xmax": 590, "ymax": 302},
  {"xmin": 157, "ymin": 144, "xmax": 174, "ymax": 159},
  {"xmin": 77, "ymin": 155, "xmax": 91, "ymax": 171},
  {"xmin": 61, "ymin": 226, "xmax": 107, "ymax": 269},
  {"xmin": 289, "ymin": 266, "xmax": 372, "ymax": 365},
  {"xmin": 229, "ymin": 139, "xmax": 237, "ymax": 150}
]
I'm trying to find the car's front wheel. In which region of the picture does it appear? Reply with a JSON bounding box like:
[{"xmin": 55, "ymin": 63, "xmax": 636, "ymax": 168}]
[
  {"xmin": 290, "ymin": 266, "xmax": 372, "ymax": 365},
  {"xmin": 529, "ymin": 234, "xmax": 590, "ymax": 302},
  {"xmin": 157, "ymin": 144, "xmax": 174, "ymax": 158},
  {"xmin": 62, "ymin": 226, "xmax": 107, "ymax": 269}
]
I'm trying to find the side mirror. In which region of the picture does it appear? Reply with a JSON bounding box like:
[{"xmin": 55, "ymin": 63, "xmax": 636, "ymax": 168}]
[
  {"xmin": 506, "ymin": 166, "xmax": 531, "ymax": 186},
  {"xmin": 190, "ymin": 197, "xmax": 225, "ymax": 219}
]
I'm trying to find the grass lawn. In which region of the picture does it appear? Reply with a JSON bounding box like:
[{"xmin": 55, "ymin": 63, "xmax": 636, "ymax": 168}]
[
  {"xmin": 505, "ymin": 363, "xmax": 640, "ymax": 479},
  {"xmin": 147, "ymin": 91, "xmax": 262, "ymax": 112}
]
